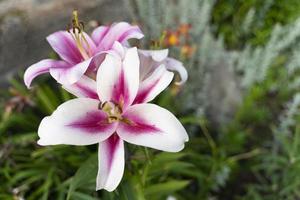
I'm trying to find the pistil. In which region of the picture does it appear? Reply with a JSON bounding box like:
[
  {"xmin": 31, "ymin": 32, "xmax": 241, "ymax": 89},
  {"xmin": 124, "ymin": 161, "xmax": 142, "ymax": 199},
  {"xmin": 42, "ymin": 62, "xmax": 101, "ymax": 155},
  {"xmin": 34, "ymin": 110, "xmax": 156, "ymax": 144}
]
[{"xmin": 68, "ymin": 10, "xmax": 91, "ymax": 60}]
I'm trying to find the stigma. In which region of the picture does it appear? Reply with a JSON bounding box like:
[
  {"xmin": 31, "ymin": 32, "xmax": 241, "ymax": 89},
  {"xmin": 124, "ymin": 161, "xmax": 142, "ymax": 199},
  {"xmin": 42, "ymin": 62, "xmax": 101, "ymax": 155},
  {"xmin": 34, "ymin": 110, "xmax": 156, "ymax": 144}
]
[{"xmin": 68, "ymin": 10, "xmax": 91, "ymax": 60}]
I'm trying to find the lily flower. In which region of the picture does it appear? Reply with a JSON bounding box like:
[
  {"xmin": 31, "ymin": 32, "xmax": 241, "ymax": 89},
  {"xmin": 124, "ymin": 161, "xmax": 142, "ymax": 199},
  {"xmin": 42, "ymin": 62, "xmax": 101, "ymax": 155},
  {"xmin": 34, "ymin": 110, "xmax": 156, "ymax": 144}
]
[
  {"xmin": 138, "ymin": 49, "xmax": 188, "ymax": 86},
  {"xmin": 37, "ymin": 44, "xmax": 189, "ymax": 191},
  {"xmin": 62, "ymin": 44, "xmax": 188, "ymax": 104},
  {"xmin": 24, "ymin": 12, "xmax": 143, "ymax": 88}
]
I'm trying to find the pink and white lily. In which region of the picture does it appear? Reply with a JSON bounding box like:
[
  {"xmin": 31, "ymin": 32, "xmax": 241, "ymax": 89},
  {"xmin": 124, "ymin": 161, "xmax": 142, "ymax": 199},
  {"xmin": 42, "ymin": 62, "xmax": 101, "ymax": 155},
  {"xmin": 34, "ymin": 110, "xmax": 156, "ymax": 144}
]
[
  {"xmin": 24, "ymin": 22, "xmax": 144, "ymax": 88},
  {"xmin": 37, "ymin": 45, "xmax": 188, "ymax": 191},
  {"xmin": 138, "ymin": 49, "xmax": 188, "ymax": 86},
  {"xmin": 62, "ymin": 44, "xmax": 188, "ymax": 104}
]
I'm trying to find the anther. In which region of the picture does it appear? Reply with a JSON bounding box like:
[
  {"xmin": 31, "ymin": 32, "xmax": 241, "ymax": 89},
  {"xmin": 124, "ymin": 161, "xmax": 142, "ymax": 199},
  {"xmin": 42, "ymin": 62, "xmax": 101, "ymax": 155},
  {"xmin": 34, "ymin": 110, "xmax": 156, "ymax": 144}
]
[
  {"xmin": 80, "ymin": 21, "xmax": 85, "ymax": 30},
  {"xmin": 67, "ymin": 10, "xmax": 91, "ymax": 60}
]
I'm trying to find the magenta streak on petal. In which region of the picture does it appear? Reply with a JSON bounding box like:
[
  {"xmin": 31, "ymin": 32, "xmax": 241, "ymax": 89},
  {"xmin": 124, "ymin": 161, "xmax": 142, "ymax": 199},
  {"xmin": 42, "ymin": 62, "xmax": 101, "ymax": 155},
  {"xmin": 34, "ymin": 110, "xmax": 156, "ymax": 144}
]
[
  {"xmin": 93, "ymin": 26, "xmax": 110, "ymax": 47},
  {"xmin": 120, "ymin": 113, "xmax": 160, "ymax": 134},
  {"xmin": 105, "ymin": 133, "xmax": 120, "ymax": 171},
  {"xmin": 74, "ymin": 82, "xmax": 99, "ymax": 99},
  {"xmin": 98, "ymin": 27, "xmax": 110, "ymax": 43},
  {"xmin": 67, "ymin": 111, "xmax": 110, "ymax": 133},
  {"xmin": 87, "ymin": 53, "xmax": 105, "ymax": 72},
  {"xmin": 133, "ymin": 78, "xmax": 160, "ymax": 104},
  {"xmin": 112, "ymin": 69, "xmax": 130, "ymax": 107},
  {"xmin": 47, "ymin": 31, "xmax": 83, "ymax": 64}
]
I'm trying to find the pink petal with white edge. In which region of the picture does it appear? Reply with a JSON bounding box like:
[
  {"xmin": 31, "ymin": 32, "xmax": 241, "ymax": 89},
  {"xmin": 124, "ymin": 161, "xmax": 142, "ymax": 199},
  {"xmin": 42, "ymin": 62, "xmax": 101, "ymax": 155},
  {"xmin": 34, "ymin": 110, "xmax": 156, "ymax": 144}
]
[
  {"xmin": 96, "ymin": 134, "xmax": 124, "ymax": 191},
  {"xmin": 38, "ymin": 98, "xmax": 117, "ymax": 146},
  {"xmin": 97, "ymin": 47, "xmax": 140, "ymax": 110},
  {"xmin": 118, "ymin": 103, "xmax": 189, "ymax": 152},
  {"xmin": 134, "ymin": 65, "xmax": 174, "ymax": 104},
  {"xmin": 49, "ymin": 57, "xmax": 92, "ymax": 85},
  {"xmin": 91, "ymin": 26, "xmax": 109, "ymax": 45},
  {"xmin": 47, "ymin": 31, "xmax": 83, "ymax": 64},
  {"xmin": 24, "ymin": 59, "xmax": 70, "ymax": 88},
  {"xmin": 96, "ymin": 22, "xmax": 144, "ymax": 52},
  {"xmin": 62, "ymin": 75, "xmax": 98, "ymax": 99},
  {"xmin": 165, "ymin": 58, "xmax": 188, "ymax": 85}
]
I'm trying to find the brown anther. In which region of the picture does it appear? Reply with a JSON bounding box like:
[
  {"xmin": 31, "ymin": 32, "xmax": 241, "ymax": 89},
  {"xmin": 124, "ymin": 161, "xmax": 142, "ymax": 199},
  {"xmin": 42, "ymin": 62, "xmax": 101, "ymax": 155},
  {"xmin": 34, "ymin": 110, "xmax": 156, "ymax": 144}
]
[
  {"xmin": 121, "ymin": 118, "xmax": 135, "ymax": 125},
  {"xmin": 101, "ymin": 101, "xmax": 109, "ymax": 110},
  {"xmin": 69, "ymin": 10, "xmax": 85, "ymax": 34},
  {"xmin": 98, "ymin": 102, "xmax": 103, "ymax": 110},
  {"xmin": 116, "ymin": 104, "xmax": 123, "ymax": 114},
  {"xmin": 108, "ymin": 116, "xmax": 118, "ymax": 122},
  {"xmin": 66, "ymin": 24, "xmax": 71, "ymax": 32},
  {"xmin": 79, "ymin": 21, "xmax": 85, "ymax": 30}
]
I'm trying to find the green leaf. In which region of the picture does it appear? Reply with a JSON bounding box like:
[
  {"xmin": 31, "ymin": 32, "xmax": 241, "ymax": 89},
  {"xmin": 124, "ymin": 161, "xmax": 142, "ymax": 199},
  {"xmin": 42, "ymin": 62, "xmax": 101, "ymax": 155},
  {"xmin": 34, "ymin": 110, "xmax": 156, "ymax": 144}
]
[
  {"xmin": 145, "ymin": 180, "xmax": 190, "ymax": 197},
  {"xmin": 72, "ymin": 192, "xmax": 97, "ymax": 200},
  {"xmin": 67, "ymin": 153, "xmax": 97, "ymax": 200},
  {"xmin": 36, "ymin": 85, "xmax": 61, "ymax": 114}
]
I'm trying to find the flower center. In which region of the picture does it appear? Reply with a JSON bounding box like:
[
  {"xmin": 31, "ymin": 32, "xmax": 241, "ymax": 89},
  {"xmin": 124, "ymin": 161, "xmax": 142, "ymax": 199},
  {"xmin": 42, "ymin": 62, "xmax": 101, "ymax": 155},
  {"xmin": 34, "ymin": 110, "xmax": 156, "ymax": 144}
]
[
  {"xmin": 99, "ymin": 101, "xmax": 123, "ymax": 123},
  {"xmin": 68, "ymin": 10, "xmax": 91, "ymax": 60}
]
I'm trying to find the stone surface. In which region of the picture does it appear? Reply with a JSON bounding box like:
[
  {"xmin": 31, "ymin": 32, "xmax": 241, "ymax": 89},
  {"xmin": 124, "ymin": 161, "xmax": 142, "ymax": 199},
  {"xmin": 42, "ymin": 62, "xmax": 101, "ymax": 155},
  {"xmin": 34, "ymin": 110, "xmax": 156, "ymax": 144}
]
[{"xmin": 0, "ymin": 0, "xmax": 130, "ymax": 87}]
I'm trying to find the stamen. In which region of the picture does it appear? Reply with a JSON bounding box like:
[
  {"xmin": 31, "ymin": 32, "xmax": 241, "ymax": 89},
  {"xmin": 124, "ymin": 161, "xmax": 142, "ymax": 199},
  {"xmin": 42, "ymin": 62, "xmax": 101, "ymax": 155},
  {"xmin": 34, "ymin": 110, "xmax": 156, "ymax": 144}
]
[
  {"xmin": 67, "ymin": 10, "xmax": 91, "ymax": 60},
  {"xmin": 121, "ymin": 118, "xmax": 135, "ymax": 125},
  {"xmin": 99, "ymin": 101, "xmax": 123, "ymax": 123}
]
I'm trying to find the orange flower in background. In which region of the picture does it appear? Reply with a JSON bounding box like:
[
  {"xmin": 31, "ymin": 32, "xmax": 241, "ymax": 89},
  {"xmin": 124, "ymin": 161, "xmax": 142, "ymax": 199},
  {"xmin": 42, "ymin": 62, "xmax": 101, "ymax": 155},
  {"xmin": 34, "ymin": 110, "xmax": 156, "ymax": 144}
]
[
  {"xmin": 181, "ymin": 44, "xmax": 196, "ymax": 58},
  {"xmin": 165, "ymin": 31, "xmax": 180, "ymax": 46},
  {"xmin": 163, "ymin": 23, "xmax": 193, "ymax": 48},
  {"xmin": 177, "ymin": 24, "xmax": 191, "ymax": 37}
]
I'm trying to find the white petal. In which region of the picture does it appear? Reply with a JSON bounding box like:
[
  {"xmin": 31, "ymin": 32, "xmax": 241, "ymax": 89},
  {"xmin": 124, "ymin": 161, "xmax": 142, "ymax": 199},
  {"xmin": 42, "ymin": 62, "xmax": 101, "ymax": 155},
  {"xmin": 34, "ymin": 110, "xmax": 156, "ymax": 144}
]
[
  {"xmin": 62, "ymin": 75, "xmax": 98, "ymax": 99},
  {"xmin": 138, "ymin": 49, "xmax": 169, "ymax": 81},
  {"xmin": 165, "ymin": 58, "xmax": 188, "ymax": 85},
  {"xmin": 138, "ymin": 49, "xmax": 169, "ymax": 62},
  {"xmin": 49, "ymin": 58, "xmax": 92, "ymax": 85},
  {"xmin": 38, "ymin": 98, "xmax": 116, "ymax": 146},
  {"xmin": 134, "ymin": 65, "xmax": 174, "ymax": 104},
  {"xmin": 91, "ymin": 26, "xmax": 109, "ymax": 45},
  {"xmin": 97, "ymin": 47, "xmax": 139, "ymax": 109},
  {"xmin": 96, "ymin": 134, "xmax": 125, "ymax": 191},
  {"xmin": 96, "ymin": 53, "xmax": 122, "ymax": 102},
  {"xmin": 117, "ymin": 103, "xmax": 189, "ymax": 152}
]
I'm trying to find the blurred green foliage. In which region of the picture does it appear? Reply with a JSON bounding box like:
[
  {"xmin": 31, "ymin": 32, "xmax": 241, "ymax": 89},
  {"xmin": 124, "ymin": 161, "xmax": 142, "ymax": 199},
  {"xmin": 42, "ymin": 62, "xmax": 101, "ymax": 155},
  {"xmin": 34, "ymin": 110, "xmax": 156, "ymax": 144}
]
[{"xmin": 213, "ymin": 0, "xmax": 300, "ymax": 47}]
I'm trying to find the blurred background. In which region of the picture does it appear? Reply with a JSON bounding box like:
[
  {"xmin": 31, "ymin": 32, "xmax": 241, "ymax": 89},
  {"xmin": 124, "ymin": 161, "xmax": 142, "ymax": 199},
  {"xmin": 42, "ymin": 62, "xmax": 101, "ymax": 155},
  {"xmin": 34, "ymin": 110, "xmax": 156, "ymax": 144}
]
[{"xmin": 1, "ymin": 0, "xmax": 300, "ymax": 199}]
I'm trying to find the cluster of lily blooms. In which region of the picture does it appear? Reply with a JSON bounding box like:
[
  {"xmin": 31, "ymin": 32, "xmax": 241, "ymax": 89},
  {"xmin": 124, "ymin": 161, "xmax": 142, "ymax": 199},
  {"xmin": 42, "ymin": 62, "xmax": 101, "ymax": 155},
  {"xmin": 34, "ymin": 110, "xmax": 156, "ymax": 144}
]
[{"xmin": 24, "ymin": 12, "xmax": 189, "ymax": 192}]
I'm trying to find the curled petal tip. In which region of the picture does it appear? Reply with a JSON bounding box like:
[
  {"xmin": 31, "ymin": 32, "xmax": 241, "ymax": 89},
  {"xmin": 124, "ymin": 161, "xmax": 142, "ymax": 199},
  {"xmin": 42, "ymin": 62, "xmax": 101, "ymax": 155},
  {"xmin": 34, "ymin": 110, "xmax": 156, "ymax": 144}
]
[
  {"xmin": 165, "ymin": 58, "xmax": 188, "ymax": 85},
  {"xmin": 23, "ymin": 59, "xmax": 56, "ymax": 89}
]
